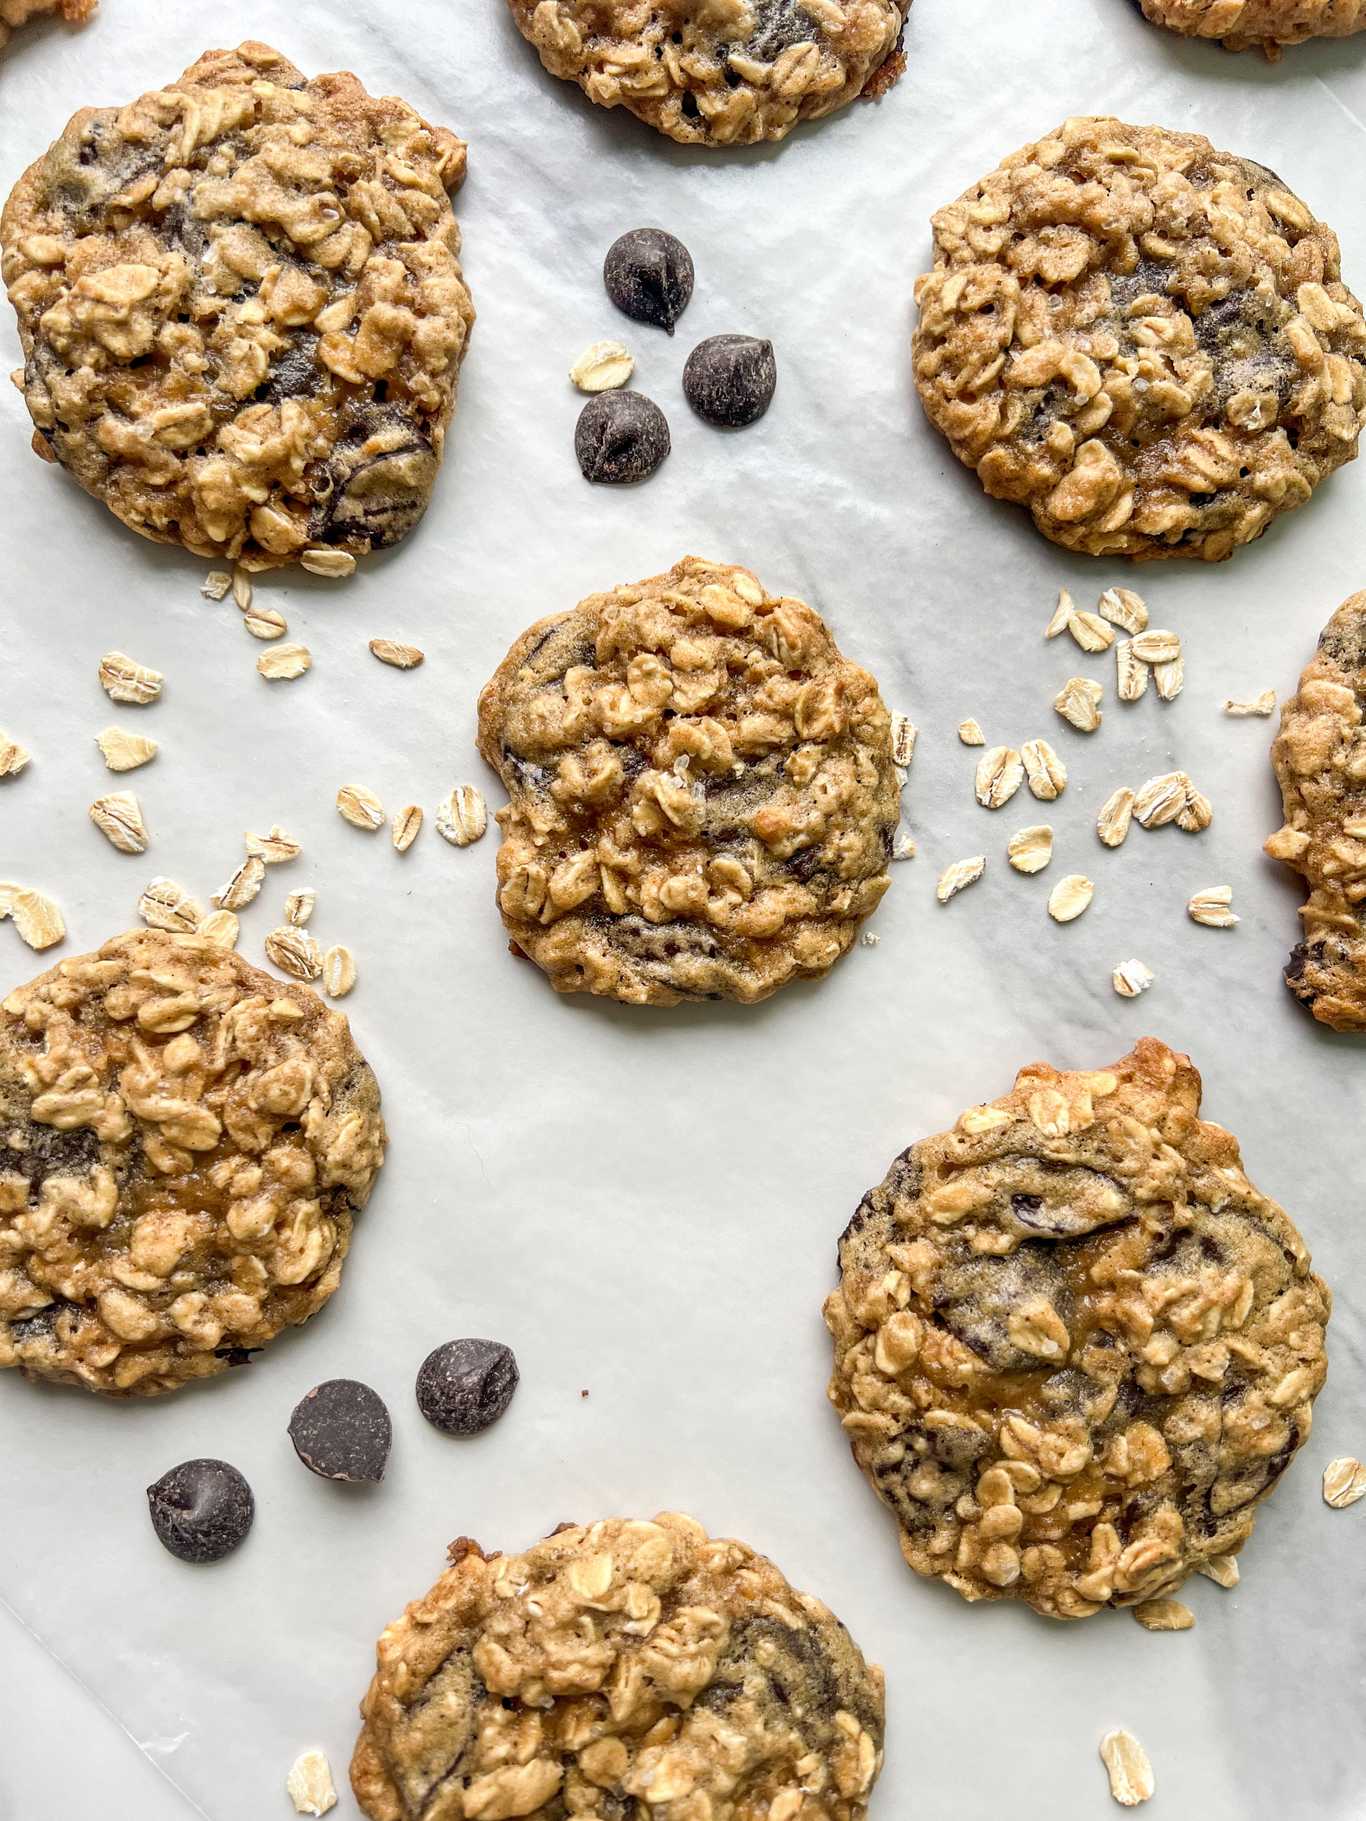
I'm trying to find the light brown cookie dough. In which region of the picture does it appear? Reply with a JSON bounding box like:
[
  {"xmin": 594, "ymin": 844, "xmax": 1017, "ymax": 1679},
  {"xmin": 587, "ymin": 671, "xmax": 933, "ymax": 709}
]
[
  {"xmin": 0, "ymin": 0, "xmax": 94, "ymax": 50},
  {"xmin": 476, "ymin": 556, "xmax": 901, "ymax": 1007},
  {"xmin": 0, "ymin": 929, "xmax": 386, "ymax": 1395},
  {"xmin": 1138, "ymin": 0, "xmax": 1366, "ymax": 53},
  {"xmin": 912, "ymin": 116, "xmax": 1366, "ymax": 561},
  {"xmin": 505, "ymin": 0, "xmax": 910, "ymax": 147},
  {"xmin": 1, "ymin": 42, "xmax": 474, "ymax": 571},
  {"xmin": 825, "ymin": 1038, "xmax": 1330, "ymax": 1620},
  {"xmin": 351, "ymin": 1512, "xmax": 886, "ymax": 1821},
  {"xmin": 1266, "ymin": 591, "xmax": 1366, "ymax": 1030}
]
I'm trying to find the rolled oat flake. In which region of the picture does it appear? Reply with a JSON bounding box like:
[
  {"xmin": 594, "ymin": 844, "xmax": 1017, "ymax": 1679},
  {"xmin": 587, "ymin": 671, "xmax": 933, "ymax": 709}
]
[
  {"xmin": 288, "ymin": 1378, "xmax": 392, "ymax": 1483},
  {"xmin": 684, "ymin": 334, "xmax": 778, "ymax": 427},
  {"xmin": 146, "ymin": 1458, "xmax": 254, "ymax": 1563},
  {"xmin": 575, "ymin": 390, "xmax": 671, "ymax": 485},
  {"xmin": 603, "ymin": 226, "xmax": 694, "ymax": 333}
]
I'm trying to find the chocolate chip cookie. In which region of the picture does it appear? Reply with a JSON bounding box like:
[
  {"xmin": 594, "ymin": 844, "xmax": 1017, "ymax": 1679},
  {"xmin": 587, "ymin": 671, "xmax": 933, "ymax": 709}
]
[
  {"xmin": 1138, "ymin": 0, "xmax": 1366, "ymax": 52},
  {"xmin": 0, "ymin": 0, "xmax": 95, "ymax": 51},
  {"xmin": 0, "ymin": 42, "xmax": 474, "ymax": 571},
  {"xmin": 0, "ymin": 929, "xmax": 386, "ymax": 1395},
  {"xmin": 476, "ymin": 556, "xmax": 902, "ymax": 1006},
  {"xmin": 913, "ymin": 116, "xmax": 1366, "ymax": 561},
  {"xmin": 1266, "ymin": 592, "xmax": 1366, "ymax": 1031},
  {"xmin": 825, "ymin": 1038, "xmax": 1330, "ymax": 1620},
  {"xmin": 506, "ymin": 0, "xmax": 910, "ymax": 147},
  {"xmin": 351, "ymin": 1512, "xmax": 885, "ymax": 1821}
]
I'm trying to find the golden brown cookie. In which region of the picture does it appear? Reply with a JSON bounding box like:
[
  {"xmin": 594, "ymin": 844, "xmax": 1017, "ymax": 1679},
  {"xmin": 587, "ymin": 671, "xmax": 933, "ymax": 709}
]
[
  {"xmin": 505, "ymin": 0, "xmax": 910, "ymax": 146},
  {"xmin": 1138, "ymin": 0, "xmax": 1366, "ymax": 53},
  {"xmin": 476, "ymin": 556, "xmax": 902, "ymax": 1006},
  {"xmin": 0, "ymin": 929, "xmax": 386, "ymax": 1395},
  {"xmin": 351, "ymin": 1512, "xmax": 885, "ymax": 1821},
  {"xmin": 0, "ymin": 42, "xmax": 474, "ymax": 571},
  {"xmin": 825, "ymin": 1039, "xmax": 1330, "ymax": 1620},
  {"xmin": 912, "ymin": 116, "xmax": 1366, "ymax": 561},
  {"xmin": 0, "ymin": 0, "xmax": 95, "ymax": 51},
  {"xmin": 1266, "ymin": 591, "xmax": 1366, "ymax": 1030}
]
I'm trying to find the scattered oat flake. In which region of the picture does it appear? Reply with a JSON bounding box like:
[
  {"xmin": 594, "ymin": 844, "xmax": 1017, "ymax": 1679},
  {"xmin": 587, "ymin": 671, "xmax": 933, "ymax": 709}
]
[
  {"xmin": 892, "ymin": 833, "xmax": 917, "ymax": 862},
  {"xmin": 937, "ymin": 856, "xmax": 985, "ymax": 903},
  {"xmin": 1130, "ymin": 629, "xmax": 1181, "ymax": 666},
  {"xmin": 369, "ymin": 639, "xmax": 425, "ymax": 670},
  {"xmin": 1112, "ymin": 957, "xmax": 1154, "ymax": 998},
  {"xmin": 975, "ymin": 746, "xmax": 1024, "ymax": 810},
  {"xmin": 1045, "ymin": 589, "xmax": 1075, "ymax": 639},
  {"xmin": 860, "ymin": 931, "xmax": 880, "ymax": 948},
  {"xmin": 1133, "ymin": 1598, "xmax": 1194, "ymax": 1632},
  {"xmin": 1052, "ymin": 677, "xmax": 1103, "ymax": 733},
  {"xmin": 322, "ymin": 944, "xmax": 356, "ymax": 999},
  {"xmin": 89, "ymin": 791, "xmax": 148, "ymax": 855},
  {"xmin": 197, "ymin": 909, "xmax": 240, "ymax": 951},
  {"xmin": 201, "ymin": 570, "xmax": 232, "ymax": 602},
  {"xmin": 1188, "ymin": 886, "xmax": 1238, "ymax": 929},
  {"xmin": 99, "ymin": 651, "xmax": 163, "ymax": 706},
  {"xmin": 231, "ymin": 568, "xmax": 253, "ymax": 611},
  {"xmin": 1021, "ymin": 738, "xmax": 1066, "ymax": 801},
  {"xmin": 300, "ymin": 548, "xmax": 356, "ymax": 579},
  {"xmin": 392, "ymin": 805, "xmax": 424, "ymax": 853},
  {"xmin": 1153, "ymin": 655, "xmax": 1184, "ymax": 702},
  {"xmin": 9, "ymin": 888, "xmax": 65, "ymax": 951},
  {"xmin": 0, "ymin": 731, "xmax": 31, "ymax": 778},
  {"xmin": 1097, "ymin": 586, "xmax": 1148, "ymax": 634},
  {"xmin": 257, "ymin": 643, "xmax": 311, "ymax": 681},
  {"xmin": 957, "ymin": 718, "xmax": 986, "ymax": 746},
  {"xmin": 436, "ymin": 785, "xmax": 488, "ymax": 847},
  {"xmin": 1048, "ymin": 874, "xmax": 1093, "ymax": 923},
  {"xmin": 570, "ymin": 339, "xmax": 636, "ymax": 393},
  {"xmin": 286, "ymin": 1748, "xmax": 338, "ymax": 1816},
  {"xmin": 265, "ymin": 925, "xmax": 322, "ymax": 981},
  {"xmin": 1322, "ymin": 1457, "xmax": 1366, "ymax": 1509},
  {"xmin": 1069, "ymin": 610, "xmax": 1115, "ymax": 654},
  {"xmin": 890, "ymin": 713, "xmax": 917, "ymax": 767},
  {"xmin": 139, "ymin": 878, "xmax": 204, "ymax": 934},
  {"xmin": 245, "ymin": 825, "xmax": 301, "ymax": 864},
  {"xmin": 1224, "ymin": 690, "xmax": 1276, "ymax": 718},
  {"xmin": 1133, "ymin": 772, "xmax": 1192, "ymax": 830},
  {"xmin": 285, "ymin": 889, "xmax": 316, "ymax": 927},
  {"xmin": 1176, "ymin": 782, "xmax": 1213, "ymax": 834},
  {"xmin": 1099, "ymin": 1731, "xmax": 1154, "ymax": 1807},
  {"xmin": 96, "ymin": 726, "xmax": 157, "ymax": 772},
  {"xmin": 215, "ymin": 856, "xmax": 265, "ymax": 912},
  {"xmin": 1008, "ymin": 824, "xmax": 1053, "ymax": 874},
  {"xmin": 1115, "ymin": 640, "xmax": 1149, "ymax": 702},
  {"xmin": 1097, "ymin": 787, "xmax": 1135, "ymax": 849},
  {"xmin": 1198, "ymin": 1554, "xmax": 1240, "ymax": 1588},
  {"xmin": 337, "ymin": 784, "xmax": 385, "ymax": 831},
  {"xmin": 244, "ymin": 605, "xmax": 288, "ymax": 641}
]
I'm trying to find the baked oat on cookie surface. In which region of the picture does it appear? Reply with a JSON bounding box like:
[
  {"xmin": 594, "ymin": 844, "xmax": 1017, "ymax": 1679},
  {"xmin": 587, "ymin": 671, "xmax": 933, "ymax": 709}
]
[
  {"xmin": 477, "ymin": 556, "xmax": 902, "ymax": 1007},
  {"xmin": 912, "ymin": 116, "xmax": 1366, "ymax": 561},
  {"xmin": 0, "ymin": 42, "xmax": 474, "ymax": 570},
  {"xmin": 505, "ymin": 0, "xmax": 911, "ymax": 146},
  {"xmin": 1138, "ymin": 0, "xmax": 1366, "ymax": 52},
  {"xmin": 1267, "ymin": 591, "xmax": 1366, "ymax": 1030},
  {"xmin": 0, "ymin": 0, "xmax": 95, "ymax": 51},
  {"xmin": 0, "ymin": 929, "xmax": 386, "ymax": 1395},
  {"xmin": 351, "ymin": 1512, "xmax": 885, "ymax": 1821},
  {"xmin": 825, "ymin": 1039, "xmax": 1330, "ymax": 1619}
]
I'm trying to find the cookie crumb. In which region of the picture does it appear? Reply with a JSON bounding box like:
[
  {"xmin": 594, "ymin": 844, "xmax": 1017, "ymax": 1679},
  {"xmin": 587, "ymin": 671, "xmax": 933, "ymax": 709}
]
[
  {"xmin": 286, "ymin": 1749, "xmax": 337, "ymax": 1816},
  {"xmin": 890, "ymin": 713, "xmax": 917, "ymax": 767}
]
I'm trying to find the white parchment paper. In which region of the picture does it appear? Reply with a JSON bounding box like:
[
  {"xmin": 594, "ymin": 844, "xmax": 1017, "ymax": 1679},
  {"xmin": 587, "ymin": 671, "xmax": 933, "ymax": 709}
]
[{"xmin": 2, "ymin": 2, "xmax": 1365, "ymax": 1816}]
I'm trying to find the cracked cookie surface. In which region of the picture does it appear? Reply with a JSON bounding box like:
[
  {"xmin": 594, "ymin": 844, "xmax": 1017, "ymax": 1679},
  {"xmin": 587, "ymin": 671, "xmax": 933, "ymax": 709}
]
[
  {"xmin": 351, "ymin": 1512, "xmax": 885, "ymax": 1821},
  {"xmin": 0, "ymin": 929, "xmax": 386, "ymax": 1395},
  {"xmin": 1267, "ymin": 591, "xmax": 1366, "ymax": 1030},
  {"xmin": 912, "ymin": 115, "xmax": 1366, "ymax": 561},
  {"xmin": 1138, "ymin": 0, "xmax": 1366, "ymax": 51},
  {"xmin": 1, "ymin": 41, "xmax": 474, "ymax": 570},
  {"xmin": 476, "ymin": 556, "xmax": 901, "ymax": 1007},
  {"xmin": 505, "ymin": 0, "xmax": 910, "ymax": 147},
  {"xmin": 825, "ymin": 1038, "xmax": 1330, "ymax": 1620},
  {"xmin": 0, "ymin": 0, "xmax": 95, "ymax": 51}
]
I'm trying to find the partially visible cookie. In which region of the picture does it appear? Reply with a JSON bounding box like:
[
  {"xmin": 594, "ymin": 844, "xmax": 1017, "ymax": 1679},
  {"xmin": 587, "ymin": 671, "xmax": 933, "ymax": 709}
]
[
  {"xmin": 0, "ymin": 930, "xmax": 386, "ymax": 1395},
  {"xmin": 825, "ymin": 1038, "xmax": 1330, "ymax": 1620},
  {"xmin": 351, "ymin": 1512, "xmax": 886, "ymax": 1821},
  {"xmin": 476, "ymin": 556, "xmax": 901, "ymax": 1006},
  {"xmin": 912, "ymin": 116, "xmax": 1366, "ymax": 561},
  {"xmin": 505, "ymin": 0, "xmax": 910, "ymax": 147},
  {"xmin": 1266, "ymin": 591, "xmax": 1366, "ymax": 1031},
  {"xmin": 1, "ymin": 42, "xmax": 474, "ymax": 570},
  {"xmin": 1138, "ymin": 0, "xmax": 1366, "ymax": 53},
  {"xmin": 0, "ymin": 0, "xmax": 94, "ymax": 51}
]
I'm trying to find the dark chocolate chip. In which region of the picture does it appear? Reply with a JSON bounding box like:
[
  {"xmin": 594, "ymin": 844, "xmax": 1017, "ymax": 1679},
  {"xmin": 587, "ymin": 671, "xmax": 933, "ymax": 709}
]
[
  {"xmin": 603, "ymin": 228, "xmax": 694, "ymax": 334},
  {"xmin": 416, "ymin": 1338, "xmax": 519, "ymax": 1436},
  {"xmin": 146, "ymin": 1459, "xmax": 254, "ymax": 1563},
  {"xmin": 287, "ymin": 1378, "xmax": 392, "ymax": 1483},
  {"xmin": 683, "ymin": 334, "xmax": 777, "ymax": 427},
  {"xmin": 575, "ymin": 391, "xmax": 670, "ymax": 485}
]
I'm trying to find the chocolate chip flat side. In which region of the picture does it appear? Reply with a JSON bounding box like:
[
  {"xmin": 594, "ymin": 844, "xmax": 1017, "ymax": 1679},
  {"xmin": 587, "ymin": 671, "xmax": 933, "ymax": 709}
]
[
  {"xmin": 1138, "ymin": 0, "xmax": 1366, "ymax": 51},
  {"xmin": 1266, "ymin": 590, "xmax": 1366, "ymax": 1031},
  {"xmin": 505, "ymin": 0, "xmax": 910, "ymax": 147},
  {"xmin": 0, "ymin": 929, "xmax": 386, "ymax": 1394},
  {"xmin": 350, "ymin": 1512, "xmax": 885, "ymax": 1821},
  {"xmin": 825, "ymin": 1038, "xmax": 1330, "ymax": 1619},
  {"xmin": 912, "ymin": 115, "xmax": 1366, "ymax": 561},
  {"xmin": 0, "ymin": 41, "xmax": 475, "ymax": 570},
  {"xmin": 475, "ymin": 556, "xmax": 901, "ymax": 1007}
]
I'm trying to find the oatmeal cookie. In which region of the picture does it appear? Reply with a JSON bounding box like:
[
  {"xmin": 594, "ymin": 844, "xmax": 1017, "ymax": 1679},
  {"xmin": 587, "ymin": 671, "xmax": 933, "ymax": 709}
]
[
  {"xmin": 351, "ymin": 1512, "xmax": 885, "ymax": 1821},
  {"xmin": 1138, "ymin": 0, "xmax": 1366, "ymax": 52},
  {"xmin": 476, "ymin": 556, "xmax": 901, "ymax": 1007},
  {"xmin": 505, "ymin": 0, "xmax": 910, "ymax": 147},
  {"xmin": 1266, "ymin": 592, "xmax": 1366, "ymax": 1030},
  {"xmin": 0, "ymin": 42, "xmax": 474, "ymax": 571},
  {"xmin": 825, "ymin": 1038, "xmax": 1330, "ymax": 1620},
  {"xmin": 0, "ymin": 929, "xmax": 386, "ymax": 1395},
  {"xmin": 912, "ymin": 116, "xmax": 1366, "ymax": 561},
  {"xmin": 0, "ymin": 0, "xmax": 95, "ymax": 51}
]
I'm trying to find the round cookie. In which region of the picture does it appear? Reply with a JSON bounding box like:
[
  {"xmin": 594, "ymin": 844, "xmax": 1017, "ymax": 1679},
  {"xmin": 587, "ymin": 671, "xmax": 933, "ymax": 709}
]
[
  {"xmin": 825, "ymin": 1038, "xmax": 1330, "ymax": 1620},
  {"xmin": 476, "ymin": 555, "xmax": 902, "ymax": 1006},
  {"xmin": 0, "ymin": 41, "xmax": 474, "ymax": 571},
  {"xmin": 912, "ymin": 115, "xmax": 1366, "ymax": 561},
  {"xmin": 1137, "ymin": 0, "xmax": 1366, "ymax": 53},
  {"xmin": 351, "ymin": 1512, "xmax": 886, "ymax": 1821},
  {"xmin": 0, "ymin": 929, "xmax": 386, "ymax": 1395},
  {"xmin": 1266, "ymin": 591, "xmax": 1366, "ymax": 1031},
  {"xmin": 0, "ymin": 0, "xmax": 95, "ymax": 52},
  {"xmin": 505, "ymin": 0, "xmax": 911, "ymax": 147}
]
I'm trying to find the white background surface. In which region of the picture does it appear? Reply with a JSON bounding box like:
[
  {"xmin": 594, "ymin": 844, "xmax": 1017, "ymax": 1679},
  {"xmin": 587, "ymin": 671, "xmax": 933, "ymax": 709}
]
[{"xmin": 1, "ymin": 2, "xmax": 1365, "ymax": 1817}]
